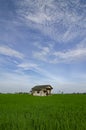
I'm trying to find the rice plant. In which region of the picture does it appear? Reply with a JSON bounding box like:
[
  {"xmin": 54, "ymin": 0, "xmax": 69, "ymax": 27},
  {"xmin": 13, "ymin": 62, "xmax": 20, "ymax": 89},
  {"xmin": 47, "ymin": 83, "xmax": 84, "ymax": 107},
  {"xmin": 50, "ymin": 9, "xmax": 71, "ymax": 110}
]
[{"xmin": 0, "ymin": 94, "xmax": 86, "ymax": 130}]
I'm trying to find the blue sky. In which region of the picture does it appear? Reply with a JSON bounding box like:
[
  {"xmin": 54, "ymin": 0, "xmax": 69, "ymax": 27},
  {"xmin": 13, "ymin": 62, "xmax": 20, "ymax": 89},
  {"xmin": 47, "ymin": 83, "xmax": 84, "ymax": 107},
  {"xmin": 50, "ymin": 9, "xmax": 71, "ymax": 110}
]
[{"xmin": 0, "ymin": 0, "xmax": 86, "ymax": 93}]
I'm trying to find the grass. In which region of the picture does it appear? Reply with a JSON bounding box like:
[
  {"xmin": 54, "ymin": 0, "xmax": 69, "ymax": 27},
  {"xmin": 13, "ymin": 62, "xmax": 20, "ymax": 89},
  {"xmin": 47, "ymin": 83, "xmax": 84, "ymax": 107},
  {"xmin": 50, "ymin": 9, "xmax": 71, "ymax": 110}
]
[{"xmin": 0, "ymin": 94, "xmax": 86, "ymax": 130}]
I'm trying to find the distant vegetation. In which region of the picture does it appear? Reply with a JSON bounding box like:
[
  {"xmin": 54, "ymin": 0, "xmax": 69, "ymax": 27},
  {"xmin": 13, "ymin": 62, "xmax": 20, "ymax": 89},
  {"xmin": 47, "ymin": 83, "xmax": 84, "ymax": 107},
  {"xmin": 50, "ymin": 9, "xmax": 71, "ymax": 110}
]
[{"xmin": 0, "ymin": 94, "xmax": 86, "ymax": 130}]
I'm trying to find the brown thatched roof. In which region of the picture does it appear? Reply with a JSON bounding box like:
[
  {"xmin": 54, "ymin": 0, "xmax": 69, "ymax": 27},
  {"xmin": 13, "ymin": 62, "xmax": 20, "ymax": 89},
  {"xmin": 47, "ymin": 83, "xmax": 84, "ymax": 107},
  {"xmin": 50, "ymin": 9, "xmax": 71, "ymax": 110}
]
[{"xmin": 32, "ymin": 85, "xmax": 53, "ymax": 91}]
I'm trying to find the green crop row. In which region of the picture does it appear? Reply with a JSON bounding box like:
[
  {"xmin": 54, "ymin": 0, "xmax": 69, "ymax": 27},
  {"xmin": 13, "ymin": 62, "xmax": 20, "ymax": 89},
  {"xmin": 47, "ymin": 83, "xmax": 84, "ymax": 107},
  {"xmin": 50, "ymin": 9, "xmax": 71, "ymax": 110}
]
[{"xmin": 0, "ymin": 94, "xmax": 86, "ymax": 130}]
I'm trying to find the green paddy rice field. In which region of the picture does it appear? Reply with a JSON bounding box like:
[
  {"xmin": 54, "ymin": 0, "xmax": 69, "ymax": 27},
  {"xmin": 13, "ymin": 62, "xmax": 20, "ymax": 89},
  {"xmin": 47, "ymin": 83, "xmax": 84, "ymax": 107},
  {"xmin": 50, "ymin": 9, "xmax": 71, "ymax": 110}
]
[{"xmin": 0, "ymin": 94, "xmax": 86, "ymax": 130}]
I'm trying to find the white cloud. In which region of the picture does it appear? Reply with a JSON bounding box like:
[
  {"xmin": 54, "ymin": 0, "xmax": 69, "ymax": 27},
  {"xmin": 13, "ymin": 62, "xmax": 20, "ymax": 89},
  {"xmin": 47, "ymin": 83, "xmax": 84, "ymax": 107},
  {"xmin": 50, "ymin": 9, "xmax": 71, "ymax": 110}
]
[
  {"xmin": 33, "ymin": 43, "xmax": 51, "ymax": 61},
  {"xmin": 0, "ymin": 45, "xmax": 24, "ymax": 59},
  {"xmin": 26, "ymin": 12, "xmax": 51, "ymax": 24},
  {"xmin": 33, "ymin": 48, "xmax": 49, "ymax": 61},
  {"xmin": 33, "ymin": 41, "xmax": 86, "ymax": 63},
  {"xmin": 15, "ymin": 0, "xmax": 86, "ymax": 42},
  {"xmin": 18, "ymin": 62, "xmax": 38, "ymax": 70},
  {"xmin": 53, "ymin": 46, "xmax": 86, "ymax": 63},
  {"xmin": 0, "ymin": 72, "xmax": 34, "ymax": 93},
  {"xmin": 17, "ymin": 60, "xmax": 64, "ymax": 83},
  {"xmin": 0, "ymin": 63, "xmax": 66, "ymax": 93}
]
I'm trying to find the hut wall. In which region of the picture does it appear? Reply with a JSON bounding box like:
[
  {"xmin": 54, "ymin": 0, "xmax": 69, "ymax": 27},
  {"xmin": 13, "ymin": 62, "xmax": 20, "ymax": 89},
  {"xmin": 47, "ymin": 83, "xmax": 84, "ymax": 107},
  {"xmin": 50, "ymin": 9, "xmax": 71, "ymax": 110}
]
[
  {"xmin": 33, "ymin": 90, "xmax": 46, "ymax": 96},
  {"xmin": 47, "ymin": 89, "xmax": 51, "ymax": 94}
]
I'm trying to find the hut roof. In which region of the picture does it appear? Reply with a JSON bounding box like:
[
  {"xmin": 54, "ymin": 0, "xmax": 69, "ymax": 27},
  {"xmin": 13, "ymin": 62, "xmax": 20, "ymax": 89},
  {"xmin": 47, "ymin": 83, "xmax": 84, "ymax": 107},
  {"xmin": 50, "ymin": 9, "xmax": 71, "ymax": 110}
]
[{"xmin": 32, "ymin": 85, "xmax": 53, "ymax": 91}]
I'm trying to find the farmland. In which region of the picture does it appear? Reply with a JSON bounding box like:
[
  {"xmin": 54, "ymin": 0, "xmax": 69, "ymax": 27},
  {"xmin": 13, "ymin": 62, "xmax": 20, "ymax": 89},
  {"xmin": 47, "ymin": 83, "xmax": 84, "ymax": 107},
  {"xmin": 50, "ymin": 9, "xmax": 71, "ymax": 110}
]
[{"xmin": 0, "ymin": 94, "xmax": 86, "ymax": 130}]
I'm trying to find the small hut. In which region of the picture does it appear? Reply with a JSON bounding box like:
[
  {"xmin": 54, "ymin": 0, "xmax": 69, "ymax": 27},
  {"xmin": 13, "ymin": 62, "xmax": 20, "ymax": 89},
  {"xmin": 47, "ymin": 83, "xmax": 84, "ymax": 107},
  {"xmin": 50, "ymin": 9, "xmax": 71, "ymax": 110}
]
[{"xmin": 31, "ymin": 85, "xmax": 53, "ymax": 96}]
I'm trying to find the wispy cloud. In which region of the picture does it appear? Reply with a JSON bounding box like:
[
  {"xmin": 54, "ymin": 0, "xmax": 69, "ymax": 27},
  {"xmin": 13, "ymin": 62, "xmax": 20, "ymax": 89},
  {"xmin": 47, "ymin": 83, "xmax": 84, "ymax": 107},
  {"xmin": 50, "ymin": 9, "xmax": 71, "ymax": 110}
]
[
  {"xmin": 33, "ymin": 48, "xmax": 50, "ymax": 61},
  {"xmin": 15, "ymin": 0, "xmax": 86, "ymax": 42},
  {"xmin": 0, "ymin": 71, "xmax": 34, "ymax": 93},
  {"xmin": 17, "ymin": 62, "xmax": 38, "ymax": 70},
  {"xmin": 0, "ymin": 0, "xmax": 86, "ymax": 93},
  {"xmin": 17, "ymin": 60, "xmax": 63, "ymax": 83},
  {"xmin": 0, "ymin": 45, "xmax": 24, "ymax": 59},
  {"xmin": 33, "ymin": 41, "xmax": 86, "ymax": 63},
  {"xmin": 26, "ymin": 12, "xmax": 51, "ymax": 24},
  {"xmin": 53, "ymin": 46, "xmax": 86, "ymax": 63},
  {"xmin": 33, "ymin": 42, "xmax": 52, "ymax": 61}
]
